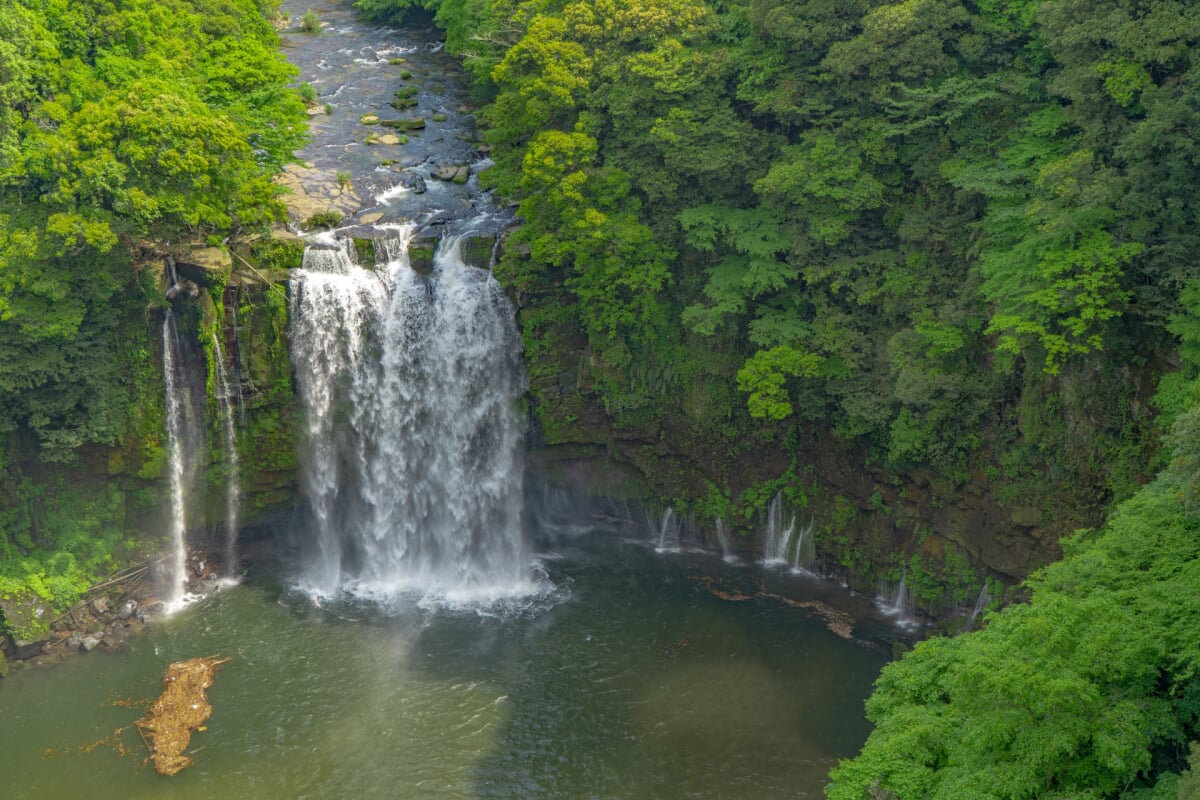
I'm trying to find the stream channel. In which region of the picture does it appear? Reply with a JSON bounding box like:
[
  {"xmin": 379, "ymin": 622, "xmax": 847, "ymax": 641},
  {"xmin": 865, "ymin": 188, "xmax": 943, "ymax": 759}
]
[{"xmin": 0, "ymin": 3, "xmax": 898, "ymax": 797}]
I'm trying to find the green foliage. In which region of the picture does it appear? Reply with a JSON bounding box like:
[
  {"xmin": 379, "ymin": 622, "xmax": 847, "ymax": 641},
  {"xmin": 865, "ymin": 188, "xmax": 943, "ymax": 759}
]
[
  {"xmin": 433, "ymin": 0, "xmax": 1195, "ymax": 515},
  {"xmin": 828, "ymin": 399, "xmax": 1200, "ymax": 797},
  {"xmin": 300, "ymin": 9, "xmax": 321, "ymax": 32},
  {"xmin": 0, "ymin": 469, "xmax": 138, "ymax": 635},
  {"xmin": 736, "ymin": 345, "xmax": 822, "ymax": 420},
  {"xmin": 0, "ymin": 0, "xmax": 305, "ymax": 613}
]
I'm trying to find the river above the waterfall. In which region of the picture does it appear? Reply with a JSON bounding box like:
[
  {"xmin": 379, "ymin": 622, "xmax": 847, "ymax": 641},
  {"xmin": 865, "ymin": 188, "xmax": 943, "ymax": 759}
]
[
  {"xmin": 0, "ymin": 528, "xmax": 894, "ymax": 798},
  {"xmin": 278, "ymin": 0, "xmax": 506, "ymax": 234}
]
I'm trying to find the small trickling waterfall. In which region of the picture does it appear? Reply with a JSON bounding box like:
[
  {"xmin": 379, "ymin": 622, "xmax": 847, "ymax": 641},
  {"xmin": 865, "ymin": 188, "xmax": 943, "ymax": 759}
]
[
  {"xmin": 878, "ymin": 567, "xmax": 915, "ymax": 622},
  {"xmin": 212, "ymin": 333, "xmax": 241, "ymax": 576},
  {"xmin": 762, "ymin": 492, "xmax": 794, "ymax": 566},
  {"xmin": 655, "ymin": 508, "xmax": 682, "ymax": 551},
  {"xmin": 715, "ymin": 517, "xmax": 736, "ymax": 562},
  {"xmin": 291, "ymin": 224, "xmax": 535, "ymax": 605},
  {"xmin": 761, "ymin": 492, "xmax": 815, "ymax": 572},
  {"xmin": 966, "ymin": 582, "xmax": 992, "ymax": 629}
]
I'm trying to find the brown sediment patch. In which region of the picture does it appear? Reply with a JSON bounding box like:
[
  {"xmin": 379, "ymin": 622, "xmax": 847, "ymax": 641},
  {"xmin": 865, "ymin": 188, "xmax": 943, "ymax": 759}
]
[
  {"xmin": 136, "ymin": 656, "xmax": 229, "ymax": 776},
  {"xmin": 694, "ymin": 576, "xmax": 856, "ymax": 640}
]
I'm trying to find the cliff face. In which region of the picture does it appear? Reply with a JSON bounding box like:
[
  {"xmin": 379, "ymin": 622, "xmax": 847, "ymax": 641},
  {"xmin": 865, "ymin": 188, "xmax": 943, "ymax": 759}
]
[
  {"xmin": 0, "ymin": 228, "xmax": 1148, "ymax": 637},
  {"xmin": 515, "ymin": 270, "xmax": 1155, "ymax": 614}
]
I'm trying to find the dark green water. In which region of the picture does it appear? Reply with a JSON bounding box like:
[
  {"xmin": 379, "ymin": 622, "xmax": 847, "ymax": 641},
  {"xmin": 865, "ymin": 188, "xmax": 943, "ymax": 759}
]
[{"xmin": 0, "ymin": 532, "xmax": 890, "ymax": 799}]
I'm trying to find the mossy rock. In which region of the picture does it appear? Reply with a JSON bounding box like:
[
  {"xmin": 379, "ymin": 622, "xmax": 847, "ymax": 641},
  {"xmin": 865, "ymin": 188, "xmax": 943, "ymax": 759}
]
[
  {"xmin": 390, "ymin": 97, "xmax": 418, "ymax": 110},
  {"xmin": 379, "ymin": 117, "xmax": 425, "ymax": 131},
  {"xmin": 395, "ymin": 85, "xmax": 419, "ymax": 99},
  {"xmin": 359, "ymin": 113, "xmax": 381, "ymax": 125},
  {"xmin": 389, "ymin": 58, "xmax": 407, "ymax": 65},
  {"xmin": 431, "ymin": 112, "xmax": 448, "ymax": 123},
  {"xmin": 461, "ymin": 235, "xmax": 494, "ymax": 269},
  {"xmin": 399, "ymin": 69, "xmax": 413, "ymax": 79},
  {"xmin": 408, "ymin": 242, "xmax": 436, "ymax": 272},
  {"xmin": 353, "ymin": 238, "xmax": 375, "ymax": 265}
]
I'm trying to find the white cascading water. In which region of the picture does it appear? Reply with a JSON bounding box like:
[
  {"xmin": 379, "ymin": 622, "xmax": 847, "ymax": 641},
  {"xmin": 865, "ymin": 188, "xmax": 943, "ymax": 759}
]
[
  {"xmin": 290, "ymin": 225, "xmax": 535, "ymax": 606},
  {"xmin": 878, "ymin": 567, "xmax": 916, "ymax": 623},
  {"xmin": 212, "ymin": 334, "xmax": 242, "ymax": 576},
  {"xmin": 162, "ymin": 310, "xmax": 191, "ymax": 610},
  {"xmin": 761, "ymin": 491, "xmax": 815, "ymax": 572},
  {"xmin": 966, "ymin": 581, "xmax": 992, "ymax": 629},
  {"xmin": 655, "ymin": 508, "xmax": 681, "ymax": 551},
  {"xmin": 762, "ymin": 492, "xmax": 794, "ymax": 567},
  {"xmin": 715, "ymin": 517, "xmax": 736, "ymax": 562}
]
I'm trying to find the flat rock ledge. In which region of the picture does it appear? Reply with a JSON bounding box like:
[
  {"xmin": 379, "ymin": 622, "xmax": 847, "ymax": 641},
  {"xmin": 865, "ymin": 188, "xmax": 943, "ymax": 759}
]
[{"xmin": 275, "ymin": 163, "xmax": 362, "ymax": 226}]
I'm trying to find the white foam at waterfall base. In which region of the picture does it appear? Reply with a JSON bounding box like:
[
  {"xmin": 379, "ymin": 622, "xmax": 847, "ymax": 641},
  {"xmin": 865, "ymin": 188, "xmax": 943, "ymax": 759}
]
[{"xmin": 291, "ymin": 225, "xmax": 548, "ymax": 611}]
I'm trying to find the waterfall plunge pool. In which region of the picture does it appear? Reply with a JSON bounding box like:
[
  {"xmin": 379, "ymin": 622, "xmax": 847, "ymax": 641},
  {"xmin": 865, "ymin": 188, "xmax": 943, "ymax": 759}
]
[{"xmin": 0, "ymin": 527, "xmax": 892, "ymax": 799}]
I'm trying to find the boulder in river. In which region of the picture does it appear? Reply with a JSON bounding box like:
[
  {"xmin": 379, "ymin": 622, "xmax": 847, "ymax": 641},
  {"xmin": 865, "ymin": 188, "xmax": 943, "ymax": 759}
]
[
  {"xmin": 118, "ymin": 600, "xmax": 138, "ymax": 620},
  {"xmin": 380, "ymin": 117, "xmax": 425, "ymax": 131},
  {"xmin": 433, "ymin": 164, "xmax": 469, "ymax": 183}
]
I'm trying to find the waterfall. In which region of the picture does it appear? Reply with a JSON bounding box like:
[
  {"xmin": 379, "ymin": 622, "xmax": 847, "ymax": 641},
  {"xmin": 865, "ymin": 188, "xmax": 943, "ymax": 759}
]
[
  {"xmin": 212, "ymin": 333, "xmax": 241, "ymax": 577},
  {"xmin": 655, "ymin": 508, "xmax": 681, "ymax": 551},
  {"xmin": 162, "ymin": 310, "xmax": 194, "ymax": 610},
  {"xmin": 791, "ymin": 519, "xmax": 815, "ymax": 573},
  {"xmin": 762, "ymin": 492, "xmax": 794, "ymax": 566},
  {"xmin": 226, "ymin": 300, "xmax": 247, "ymax": 427},
  {"xmin": 966, "ymin": 582, "xmax": 992, "ymax": 629},
  {"xmin": 715, "ymin": 517, "xmax": 736, "ymax": 562},
  {"xmin": 761, "ymin": 492, "xmax": 816, "ymax": 572},
  {"xmin": 290, "ymin": 225, "xmax": 535, "ymax": 606},
  {"xmin": 878, "ymin": 567, "xmax": 915, "ymax": 622}
]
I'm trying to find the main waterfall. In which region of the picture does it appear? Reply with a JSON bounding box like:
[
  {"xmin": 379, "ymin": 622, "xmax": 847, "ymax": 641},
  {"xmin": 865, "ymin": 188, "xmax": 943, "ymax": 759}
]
[{"xmin": 290, "ymin": 226, "xmax": 535, "ymax": 606}]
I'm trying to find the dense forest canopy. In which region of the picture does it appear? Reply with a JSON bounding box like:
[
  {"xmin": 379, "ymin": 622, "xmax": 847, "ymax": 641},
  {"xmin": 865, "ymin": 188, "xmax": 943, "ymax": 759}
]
[
  {"xmin": 0, "ymin": 0, "xmax": 1198, "ymax": 791},
  {"xmin": 351, "ymin": 0, "xmax": 1200, "ymax": 795},
  {"xmin": 357, "ymin": 0, "xmax": 1199, "ymax": 503},
  {"xmin": 0, "ymin": 0, "xmax": 304, "ymax": 607}
]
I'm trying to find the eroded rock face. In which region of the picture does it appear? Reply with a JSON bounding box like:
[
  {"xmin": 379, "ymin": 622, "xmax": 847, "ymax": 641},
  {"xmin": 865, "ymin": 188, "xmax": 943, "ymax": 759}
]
[{"xmin": 274, "ymin": 163, "xmax": 363, "ymax": 225}]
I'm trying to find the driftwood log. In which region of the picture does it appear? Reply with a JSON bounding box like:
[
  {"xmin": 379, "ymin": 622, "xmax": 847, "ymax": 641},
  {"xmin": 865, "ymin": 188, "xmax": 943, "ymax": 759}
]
[{"xmin": 136, "ymin": 656, "xmax": 229, "ymax": 775}]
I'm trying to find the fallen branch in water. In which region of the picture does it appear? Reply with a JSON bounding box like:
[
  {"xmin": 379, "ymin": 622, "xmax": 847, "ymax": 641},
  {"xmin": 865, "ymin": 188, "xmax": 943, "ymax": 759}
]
[{"xmin": 136, "ymin": 656, "xmax": 229, "ymax": 775}]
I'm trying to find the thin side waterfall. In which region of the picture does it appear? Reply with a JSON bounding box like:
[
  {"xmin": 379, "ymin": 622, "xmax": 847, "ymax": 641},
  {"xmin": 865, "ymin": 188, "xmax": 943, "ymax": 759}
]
[
  {"xmin": 794, "ymin": 519, "xmax": 816, "ymax": 572},
  {"xmin": 715, "ymin": 517, "xmax": 736, "ymax": 561},
  {"xmin": 227, "ymin": 300, "xmax": 247, "ymax": 427},
  {"xmin": 878, "ymin": 567, "xmax": 915, "ymax": 622},
  {"xmin": 212, "ymin": 334, "xmax": 241, "ymax": 577},
  {"xmin": 291, "ymin": 225, "xmax": 535, "ymax": 605},
  {"xmin": 655, "ymin": 508, "xmax": 681, "ymax": 551},
  {"xmin": 162, "ymin": 310, "xmax": 190, "ymax": 609},
  {"xmin": 762, "ymin": 491, "xmax": 795, "ymax": 566},
  {"xmin": 966, "ymin": 582, "xmax": 992, "ymax": 629}
]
